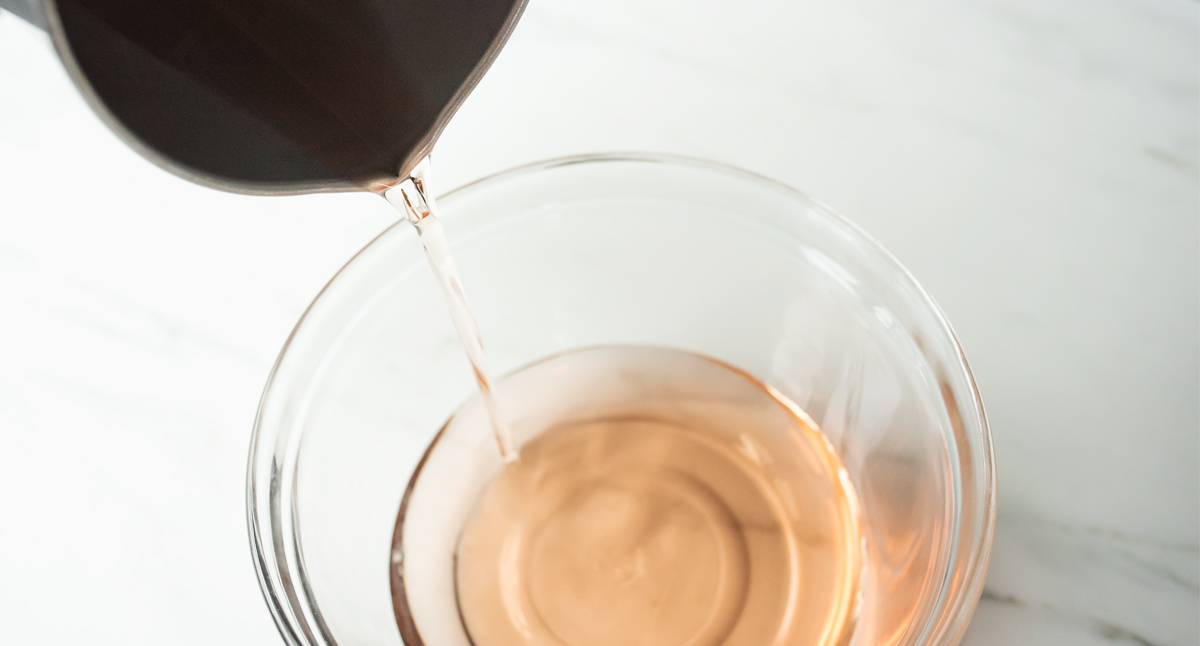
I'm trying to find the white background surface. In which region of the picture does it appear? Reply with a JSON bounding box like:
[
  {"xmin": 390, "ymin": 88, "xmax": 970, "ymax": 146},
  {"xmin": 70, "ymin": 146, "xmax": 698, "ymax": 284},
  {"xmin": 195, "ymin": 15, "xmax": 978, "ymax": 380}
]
[{"xmin": 0, "ymin": 0, "xmax": 1196, "ymax": 644}]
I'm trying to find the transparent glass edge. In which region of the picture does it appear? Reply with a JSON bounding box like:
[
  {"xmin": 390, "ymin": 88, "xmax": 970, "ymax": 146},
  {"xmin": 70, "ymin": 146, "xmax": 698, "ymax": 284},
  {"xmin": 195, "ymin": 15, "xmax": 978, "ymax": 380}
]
[{"xmin": 246, "ymin": 152, "xmax": 998, "ymax": 646}]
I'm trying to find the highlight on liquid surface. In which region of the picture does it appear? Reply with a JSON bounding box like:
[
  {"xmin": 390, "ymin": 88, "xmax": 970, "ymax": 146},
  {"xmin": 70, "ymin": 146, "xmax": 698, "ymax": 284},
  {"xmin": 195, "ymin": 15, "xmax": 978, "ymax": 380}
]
[{"xmin": 392, "ymin": 346, "xmax": 863, "ymax": 646}]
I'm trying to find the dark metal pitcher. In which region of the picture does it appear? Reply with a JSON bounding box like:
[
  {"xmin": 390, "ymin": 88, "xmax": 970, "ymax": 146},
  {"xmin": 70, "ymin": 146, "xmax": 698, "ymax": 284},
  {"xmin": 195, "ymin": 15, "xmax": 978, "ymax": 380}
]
[{"xmin": 1, "ymin": 0, "xmax": 527, "ymax": 194}]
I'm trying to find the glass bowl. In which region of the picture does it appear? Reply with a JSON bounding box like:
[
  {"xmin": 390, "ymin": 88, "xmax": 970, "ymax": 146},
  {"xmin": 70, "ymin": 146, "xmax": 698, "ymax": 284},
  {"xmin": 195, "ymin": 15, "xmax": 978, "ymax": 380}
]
[{"xmin": 247, "ymin": 153, "xmax": 995, "ymax": 646}]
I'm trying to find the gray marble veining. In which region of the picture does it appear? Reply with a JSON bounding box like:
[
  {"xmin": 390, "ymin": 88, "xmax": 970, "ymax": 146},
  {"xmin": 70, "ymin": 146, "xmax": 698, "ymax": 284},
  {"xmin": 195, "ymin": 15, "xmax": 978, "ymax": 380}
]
[{"xmin": 0, "ymin": 0, "xmax": 1195, "ymax": 643}]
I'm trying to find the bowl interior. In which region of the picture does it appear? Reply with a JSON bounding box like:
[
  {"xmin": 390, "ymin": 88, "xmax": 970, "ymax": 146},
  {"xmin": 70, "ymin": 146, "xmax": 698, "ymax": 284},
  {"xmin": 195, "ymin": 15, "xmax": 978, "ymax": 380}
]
[{"xmin": 248, "ymin": 154, "xmax": 994, "ymax": 646}]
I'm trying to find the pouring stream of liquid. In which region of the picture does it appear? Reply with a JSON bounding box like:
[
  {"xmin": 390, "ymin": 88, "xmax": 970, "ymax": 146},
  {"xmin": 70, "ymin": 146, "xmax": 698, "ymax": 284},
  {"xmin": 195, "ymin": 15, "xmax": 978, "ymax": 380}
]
[{"xmin": 382, "ymin": 158, "xmax": 518, "ymax": 462}]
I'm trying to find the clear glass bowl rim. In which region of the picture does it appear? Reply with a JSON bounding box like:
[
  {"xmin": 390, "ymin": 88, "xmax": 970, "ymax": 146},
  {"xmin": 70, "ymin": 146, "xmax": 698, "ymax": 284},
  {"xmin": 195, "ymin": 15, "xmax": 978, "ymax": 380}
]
[{"xmin": 246, "ymin": 151, "xmax": 997, "ymax": 646}]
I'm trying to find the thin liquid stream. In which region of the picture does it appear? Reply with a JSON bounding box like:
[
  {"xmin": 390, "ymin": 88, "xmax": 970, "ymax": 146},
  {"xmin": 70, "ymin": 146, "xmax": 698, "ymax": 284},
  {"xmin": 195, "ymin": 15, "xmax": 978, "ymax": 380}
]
[{"xmin": 381, "ymin": 158, "xmax": 518, "ymax": 462}]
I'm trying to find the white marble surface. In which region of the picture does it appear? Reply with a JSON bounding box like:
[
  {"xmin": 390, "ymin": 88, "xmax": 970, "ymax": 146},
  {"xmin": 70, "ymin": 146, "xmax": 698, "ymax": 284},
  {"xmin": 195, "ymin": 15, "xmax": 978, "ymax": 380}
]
[{"xmin": 0, "ymin": 0, "xmax": 1196, "ymax": 644}]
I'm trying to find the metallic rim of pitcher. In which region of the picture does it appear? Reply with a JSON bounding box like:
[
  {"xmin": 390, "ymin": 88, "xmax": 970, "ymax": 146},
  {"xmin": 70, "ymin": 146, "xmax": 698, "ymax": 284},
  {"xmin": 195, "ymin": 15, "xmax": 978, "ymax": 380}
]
[{"xmin": 246, "ymin": 152, "xmax": 997, "ymax": 646}]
